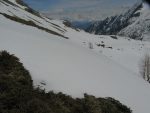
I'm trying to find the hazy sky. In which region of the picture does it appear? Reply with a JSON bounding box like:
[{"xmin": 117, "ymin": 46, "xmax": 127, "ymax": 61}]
[{"xmin": 24, "ymin": 0, "xmax": 139, "ymax": 20}]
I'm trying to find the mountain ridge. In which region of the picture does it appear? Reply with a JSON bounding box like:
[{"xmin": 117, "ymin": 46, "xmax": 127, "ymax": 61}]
[{"xmin": 86, "ymin": 1, "xmax": 150, "ymax": 40}]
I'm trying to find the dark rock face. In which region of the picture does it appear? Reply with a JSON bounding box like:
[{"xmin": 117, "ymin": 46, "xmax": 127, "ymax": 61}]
[{"xmin": 144, "ymin": 0, "xmax": 150, "ymax": 5}]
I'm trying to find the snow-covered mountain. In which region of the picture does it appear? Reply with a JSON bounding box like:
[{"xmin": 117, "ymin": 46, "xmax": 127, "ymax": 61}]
[
  {"xmin": 119, "ymin": 2, "xmax": 150, "ymax": 40},
  {"xmin": 0, "ymin": 1, "xmax": 150, "ymax": 113},
  {"xmin": 86, "ymin": 1, "xmax": 150, "ymax": 40}
]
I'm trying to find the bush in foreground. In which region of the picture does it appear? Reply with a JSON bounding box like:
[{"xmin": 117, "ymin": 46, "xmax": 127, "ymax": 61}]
[{"xmin": 0, "ymin": 51, "xmax": 132, "ymax": 113}]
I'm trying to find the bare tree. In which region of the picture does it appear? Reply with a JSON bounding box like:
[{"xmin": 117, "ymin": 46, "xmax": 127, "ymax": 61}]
[{"xmin": 140, "ymin": 54, "xmax": 150, "ymax": 83}]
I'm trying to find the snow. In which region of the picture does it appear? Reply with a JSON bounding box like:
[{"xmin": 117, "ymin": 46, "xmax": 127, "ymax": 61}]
[
  {"xmin": 8, "ymin": 0, "xmax": 27, "ymax": 9},
  {"xmin": 119, "ymin": 3, "xmax": 150, "ymax": 40},
  {"xmin": 0, "ymin": 1, "xmax": 150, "ymax": 113},
  {"xmin": 0, "ymin": 0, "xmax": 66, "ymax": 35},
  {"xmin": 65, "ymin": 29, "xmax": 150, "ymax": 75},
  {"xmin": 143, "ymin": 2, "xmax": 150, "ymax": 10}
]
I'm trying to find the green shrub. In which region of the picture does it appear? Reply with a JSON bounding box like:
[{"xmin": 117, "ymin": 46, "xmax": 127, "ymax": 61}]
[{"xmin": 27, "ymin": 98, "xmax": 52, "ymax": 113}]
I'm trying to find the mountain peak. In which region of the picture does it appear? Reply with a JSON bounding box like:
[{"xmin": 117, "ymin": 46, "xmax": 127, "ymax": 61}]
[{"xmin": 85, "ymin": 1, "xmax": 150, "ymax": 40}]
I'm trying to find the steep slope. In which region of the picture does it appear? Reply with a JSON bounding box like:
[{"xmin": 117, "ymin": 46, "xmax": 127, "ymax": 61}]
[
  {"xmin": 0, "ymin": 0, "xmax": 68, "ymax": 38},
  {"xmin": 0, "ymin": 1, "xmax": 150, "ymax": 113}
]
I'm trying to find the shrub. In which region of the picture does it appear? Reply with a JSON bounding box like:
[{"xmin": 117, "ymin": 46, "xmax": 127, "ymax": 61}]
[
  {"xmin": 0, "ymin": 50, "xmax": 32, "ymax": 87},
  {"xmin": 27, "ymin": 98, "xmax": 52, "ymax": 113}
]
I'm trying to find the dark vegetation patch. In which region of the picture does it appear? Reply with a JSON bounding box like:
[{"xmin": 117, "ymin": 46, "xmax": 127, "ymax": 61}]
[
  {"xmin": 26, "ymin": 16, "xmax": 66, "ymax": 33},
  {"xmin": 2, "ymin": 0, "xmax": 19, "ymax": 7},
  {"xmin": 52, "ymin": 26, "xmax": 66, "ymax": 33},
  {"xmin": 63, "ymin": 20, "xmax": 80, "ymax": 31},
  {"xmin": 0, "ymin": 0, "xmax": 9, "ymax": 6},
  {"xmin": 50, "ymin": 22, "xmax": 62, "ymax": 28},
  {"xmin": 15, "ymin": 0, "xmax": 28, "ymax": 7},
  {"xmin": 110, "ymin": 35, "xmax": 118, "ymax": 39},
  {"xmin": 26, "ymin": 15, "xmax": 42, "ymax": 24},
  {"xmin": 0, "ymin": 12, "xmax": 69, "ymax": 39},
  {"xmin": 63, "ymin": 20, "xmax": 72, "ymax": 27},
  {"xmin": 44, "ymin": 19, "xmax": 67, "ymax": 32},
  {"xmin": 3, "ymin": 0, "xmax": 41, "ymax": 18},
  {"xmin": 0, "ymin": 51, "xmax": 132, "ymax": 113},
  {"xmin": 96, "ymin": 43, "xmax": 113, "ymax": 49},
  {"xmin": 24, "ymin": 7, "xmax": 41, "ymax": 18}
]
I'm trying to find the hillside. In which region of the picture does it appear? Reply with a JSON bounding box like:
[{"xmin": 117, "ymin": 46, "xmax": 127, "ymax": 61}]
[
  {"xmin": 0, "ymin": 1, "xmax": 150, "ymax": 113},
  {"xmin": 0, "ymin": 0, "xmax": 68, "ymax": 38}
]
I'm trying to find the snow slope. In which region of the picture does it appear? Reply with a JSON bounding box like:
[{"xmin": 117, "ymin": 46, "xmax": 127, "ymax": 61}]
[
  {"xmin": 65, "ymin": 28, "xmax": 150, "ymax": 75},
  {"xmin": 0, "ymin": 0, "xmax": 67, "ymax": 37},
  {"xmin": 0, "ymin": 1, "xmax": 150, "ymax": 113}
]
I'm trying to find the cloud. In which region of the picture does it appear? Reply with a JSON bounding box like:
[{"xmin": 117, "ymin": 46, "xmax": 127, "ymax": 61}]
[
  {"xmin": 48, "ymin": 0, "xmax": 137, "ymax": 10},
  {"xmin": 25, "ymin": 0, "xmax": 138, "ymax": 20}
]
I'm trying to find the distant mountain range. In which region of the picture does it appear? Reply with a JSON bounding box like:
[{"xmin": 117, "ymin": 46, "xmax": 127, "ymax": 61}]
[{"xmin": 82, "ymin": 1, "xmax": 150, "ymax": 41}]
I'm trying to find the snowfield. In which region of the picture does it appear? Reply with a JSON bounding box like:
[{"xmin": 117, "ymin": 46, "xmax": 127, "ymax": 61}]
[{"xmin": 0, "ymin": 1, "xmax": 150, "ymax": 113}]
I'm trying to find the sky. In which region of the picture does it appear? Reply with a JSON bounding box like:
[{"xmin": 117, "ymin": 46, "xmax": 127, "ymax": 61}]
[{"xmin": 24, "ymin": 0, "xmax": 139, "ymax": 21}]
